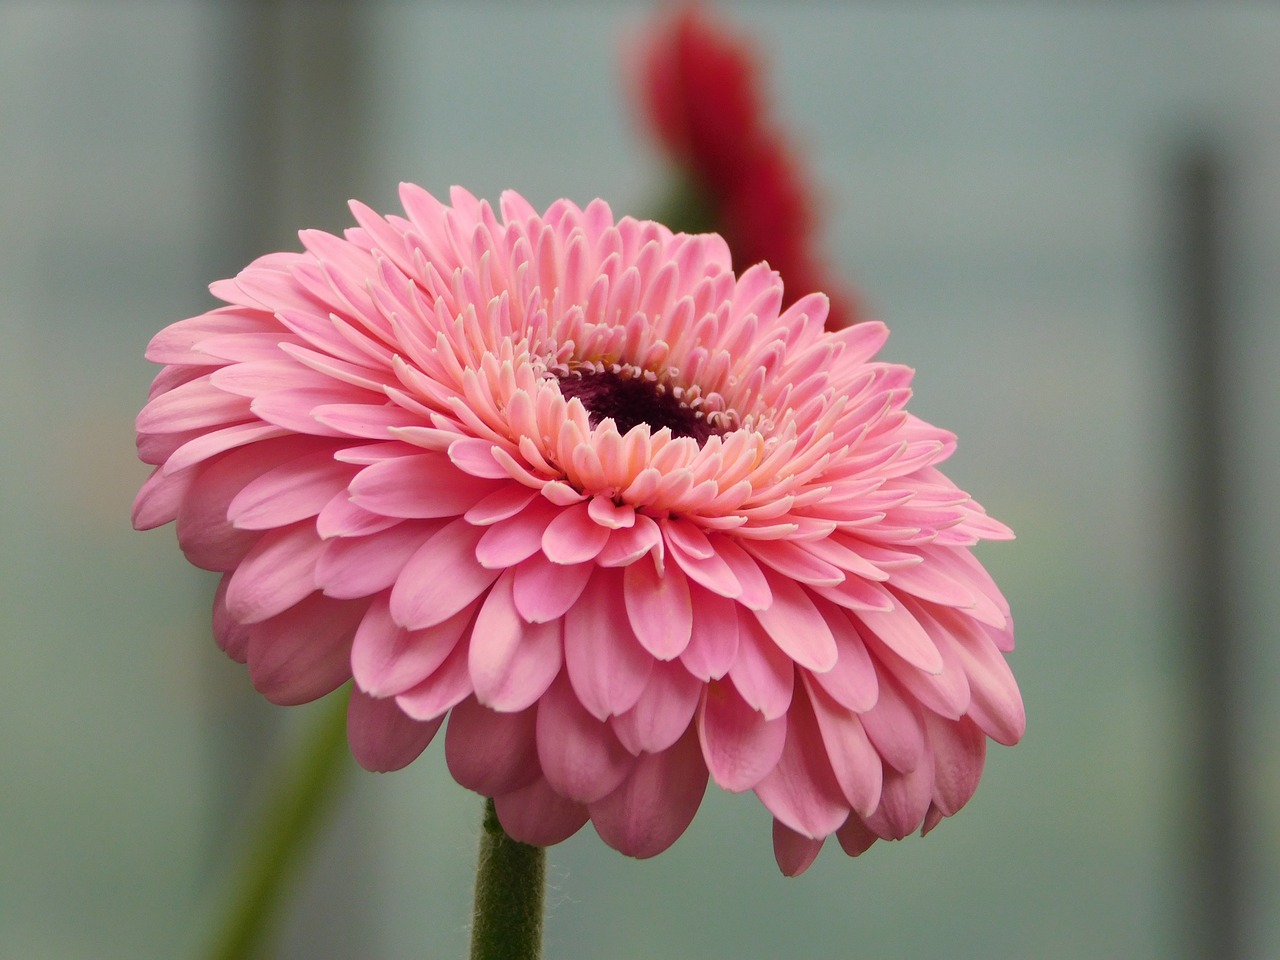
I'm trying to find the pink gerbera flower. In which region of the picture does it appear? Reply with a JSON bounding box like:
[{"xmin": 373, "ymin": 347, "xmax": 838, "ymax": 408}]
[{"xmin": 134, "ymin": 185, "xmax": 1022, "ymax": 875}]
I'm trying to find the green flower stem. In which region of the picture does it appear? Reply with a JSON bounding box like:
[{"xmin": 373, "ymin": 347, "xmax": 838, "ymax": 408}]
[
  {"xmin": 203, "ymin": 685, "xmax": 353, "ymax": 960},
  {"xmin": 470, "ymin": 799, "xmax": 547, "ymax": 960}
]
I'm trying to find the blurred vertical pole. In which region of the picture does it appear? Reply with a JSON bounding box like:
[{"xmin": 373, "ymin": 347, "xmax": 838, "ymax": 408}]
[
  {"xmin": 206, "ymin": 1, "xmax": 373, "ymax": 957},
  {"xmin": 1172, "ymin": 144, "xmax": 1241, "ymax": 960}
]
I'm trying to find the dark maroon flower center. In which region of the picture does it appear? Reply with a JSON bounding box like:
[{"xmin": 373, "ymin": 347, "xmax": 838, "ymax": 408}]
[{"xmin": 557, "ymin": 369, "xmax": 719, "ymax": 444}]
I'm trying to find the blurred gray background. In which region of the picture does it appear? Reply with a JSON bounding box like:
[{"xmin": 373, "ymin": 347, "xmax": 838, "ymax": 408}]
[{"xmin": 2, "ymin": 2, "xmax": 1278, "ymax": 958}]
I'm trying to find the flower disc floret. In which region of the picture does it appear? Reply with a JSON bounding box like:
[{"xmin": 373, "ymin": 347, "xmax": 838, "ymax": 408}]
[{"xmin": 134, "ymin": 184, "xmax": 1023, "ymax": 874}]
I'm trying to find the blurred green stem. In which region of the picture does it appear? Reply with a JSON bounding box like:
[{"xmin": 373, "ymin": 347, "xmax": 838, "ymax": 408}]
[
  {"xmin": 203, "ymin": 685, "xmax": 352, "ymax": 960},
  {"xmin": 470, "ymin": 799, "xmax": 547, "ymax": 960}
]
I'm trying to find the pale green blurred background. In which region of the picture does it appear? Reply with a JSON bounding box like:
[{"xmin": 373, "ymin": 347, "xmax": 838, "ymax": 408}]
[{"xmin": 2, "ymin": 2, "xmax": 1279, "ymax": 958}]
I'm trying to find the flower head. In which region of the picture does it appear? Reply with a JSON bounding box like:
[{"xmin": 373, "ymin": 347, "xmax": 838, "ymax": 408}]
[
  {"xmin": 134, "ymin": 185, "xmax": 1022, "ymax": 875},
  {"xmin": 634, "ymin": 4, "xmax": 861, "ymax": 330}
]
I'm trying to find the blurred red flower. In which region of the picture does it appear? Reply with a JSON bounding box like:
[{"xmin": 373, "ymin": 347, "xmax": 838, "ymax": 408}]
[{"xmin": 634, "ymin": 4, "xmax": 861, "ymax": 329}]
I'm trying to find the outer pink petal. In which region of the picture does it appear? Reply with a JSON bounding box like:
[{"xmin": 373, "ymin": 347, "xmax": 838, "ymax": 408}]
[
  {"xmin": 589, "ymin": 725, "xmax": 708, "ymax": 859},
  {"xmin": 753, "ymin": 686, "xmax": 850, "ymax": 839},
  {"xmin": 924, "ymin": 713, "xmax": 986, "ymax": 817},
  {"xmin": 394, "ymin": 631, "xmax": 474, "ymax": 721},
  {"xmin": 133, "ymin": 466, "xmax": 191, "ymax": 530},
  {"xmin": 859, "ymin": 674, "xmax": 926, "ymax": 775},
  {"xmin": 225, "ymin": 523, "xmax": 326, "ymax": 624},
  {"xmin": 474, "ymin": 497, "xmax": 561, "ymax": 568},
  {"xmin": 863, "ymin": 744, "xmax": 935, "ymax": 840},
  {"xmin": 535, "ymin": 672, "xmax": 635, "ymax": 804},
  {"xmin": 350, "ymin": 594, "xmax": 473, "ymax": 698},
  {"xmin": 389, "ymin": 519, "xmax": 498, "ymax": 629},
  {"xmin": 680, "ymin": 588, "xmax": 740, "ymax": 681},
  {"xmin": 347, "ymin": 686, "xmax": 442, "ymax": 772},
  {"xmin": 697, "ymin": 681, "xmax": 786, "ymax": 792},
  {"xmin": 493, "ymin": 775, "xmax": 590, "ymax": 847},
  {"xmin": 808, "ymin": 603, "xmax": 879, "ymax": 713},
  {"xmin": 444, "ymin": 696, "xmax": 540, "ymax": 796},
  {"xmin": 511, "ymin": 553, "xmax": 593, "ymax": 623},
  {"xmin": 853, "ymin": 595, "xmax": 943, "ymax": 674},
  {"xmin": 713, "ymin": 537, "xmax": 772, "ymax": 610},
  {"xmin": 751, "ymin": 572, "xmax": 837, "ymax": 673},
  {"xmin": 315, "ymin": 522, "xmax": 437, "ymax": 600},
  {"xmin": 835, "ymin": 816, "xmax": 880, "ymax": 857},
  {"xmin": 806, "ymin": 679, "xmax": 883, "ymax": 818},
  {"xmin": 623, "ymin": 554, "xmax": 693, "ymax": 660},
  {"xmin": 469, "ymin": 570, "xmax": 563, "ymax": 712},
  {"xmin": 348, "ymin": 454, "xmax": 498, "ymax": 519},
  {"xmin": 728, "ymin": 612, "xmax": 795, "ymax": 720},
  {"xmin": 773, "ymin": 820, "xmax": 825, "ymax": 877},
  {"xmin": 541, "ymin": 500, "xmax": 610, "ymax": 564},
  {"xmin": 564, "ymin": 569, "xmax": 653, "ymax": 720},
  {"xmin": 246, "ymin": 593, "xmax": 367, "ymax": 705},
  {"xmin": 212, "ymin": 574, "xmax": 249, "ymax": 662},
  {"xmin": 227, "ymin": 450, "xmax": 358, "ymax": 529},
  {"xmin": 610, "ymin": 659, "xmax": 702, "ymax": 755}
]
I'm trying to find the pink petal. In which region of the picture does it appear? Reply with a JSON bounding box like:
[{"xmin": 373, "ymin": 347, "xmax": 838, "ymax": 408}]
[
  {"xmin": 535, "ymin": 672, "xmax": 635, "ymax": 804},
  {"xmin": 835, "ymin": 816, "xmax": 880, "ymax": 857},
  {"xmin": 807, "ymin": 602, "xmax": 879, "ymax": 713},
  {"xmin": 859, "ymin": 675, "xmax": 926, "ymax": 774},
  {"xmin": 347, "ymin": 686, "xmax": 442, "ymax": 772},
  {"xmin": 712, "ymin": 537, "xmax": 772, "ymax": 610},
  {"xmin": 212, "ymin": 574, "xmax": 249, "ymax": 662},
  {"xmin": 227, "ymin": 449, "xmax": 357, "ymax": 530},
  {"xmin": 512, "ymin": 552, "xmax": 593, "ymax": 623},
  {"xmin": 315, "ymin": 492, "xmax": 402, "ymax": 538},
  {"xmin": 493, "ymin": 776, "xmax": 589, "ymax": 847},
  {"xmin": 225, "ymin": 523, "xmax": 326, "ymax": 624},
  {"xmin": 773, "ymin": 821, "xmax": 825, "ymax": 877},
  {"xmin": 623, "ymin": 555, "xmax": 693, "ymax": 660},
  {"xmin": 680, "ymin": 587, "xmax": 740, "ymax": 681},
  {"xmin": 754, "ymin": 686, "xmax": 850, "ymax": 839},
  {"xmin": 348, "ymin": 454, "xmax": 497, "ymax": 519},
  {"xmin": 136, "ymin": 374, "xmax": 252, "ymax": 433},
  {"xmin": 541, "ymin": 500, "xmax": 610, "ymax": 564},
  {"xmin": 870, "ymin": 602, "xmax": 971, "ymax": 721},
  {"xmin": 474, "ymin": 497, "xmax": 561, "ymax": 569},
  {"xmin": 564, "ymin": 569, "xmax": 653, "ymax": 720},
  {"xmin": 751, "ymin": 572, "xmax": 838, "ymax": 673},
  {"xmin": 596, "ymin": 514, "xmax": 662, "ymax": 567},
  {"xmin": 589, "ymin": 725, "xmax": 707, "ymax": 859},
  {"xmin": 175, "ymin": 436, "xmax": 326, "ymax": 570},
  {"xmin": 863, "ymin": 744, "xmax": 935, "ymax": 840},
  {"xmin": 389, "ymin": 519, "xmax": 499, "ymax": 629},
  {"xmin": 394, "ymin": 632, "xmax": 474, "ymax": 721},
  {"xmin": 728, "ymin": 613, "xmax": 794, "ymax": 720},
  {"xmin": 350, "ymin": 593, "xmax": 473, "ymax": 697},
  {"xmin": 132, "ymin": 466, "xmax": 191, "ymax": 530},
  {"xmin": 743, "ymin": 539, "xmax": 844, "ymax": 586},
  {"xmin": 924, "ymin": 713, "xmax": 986, "ymax": 817},
  {"xmin": 315, "ymin": 521, "xmax": 437, "ymax": 600},
  {"xmin": 444, "ymin": 696, "xmax": 540, "ymax": 796},
  {"xmin": 697, "ymin": 680, "xmax": 786, "ymax": 792},
  {"xmin": 162, "ymin": 424, "xmax": 290, "ymax": 478},
  {"xmin": 805, "ymin": 678, "xmax": 883, "ymax": 818},
  {"xmin": 610, "ymin": 659, "xmax": 702, "ymax": 755},
  {"xmin": 938, "ymin": 609, "xmax": 1025, "ymax": 746},
  {"xmin": 246, "ymin": 593, "xmax": 366, "ymax": 705},
  {"xmin": 852, "ymin": 592, "xmax": 944, "ymax": 674},
  {"xmin": 663, "ymin": 521, "xmax": 743, "ymax": 599},
  {"xmin": 463, "ymin": 485, "xmax": 538, "ymax": 525},
  {"xmin": 469, "ymin": 570, "xmax": 563, "ymax": 712},
  {"xmin": 447, "ymin": 437, "xmax": 510, "ymax": 479}
]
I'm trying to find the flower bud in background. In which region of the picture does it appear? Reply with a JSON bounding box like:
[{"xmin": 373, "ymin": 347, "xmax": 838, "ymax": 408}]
[{"xmin": 633, "ymin": 4, "xmax": 861, "ymax": 330}]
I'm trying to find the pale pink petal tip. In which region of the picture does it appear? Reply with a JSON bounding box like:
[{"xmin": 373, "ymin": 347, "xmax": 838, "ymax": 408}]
[{"xmin": 134, "ymin": 179, "xmax": 1020, "ymax": 872}]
